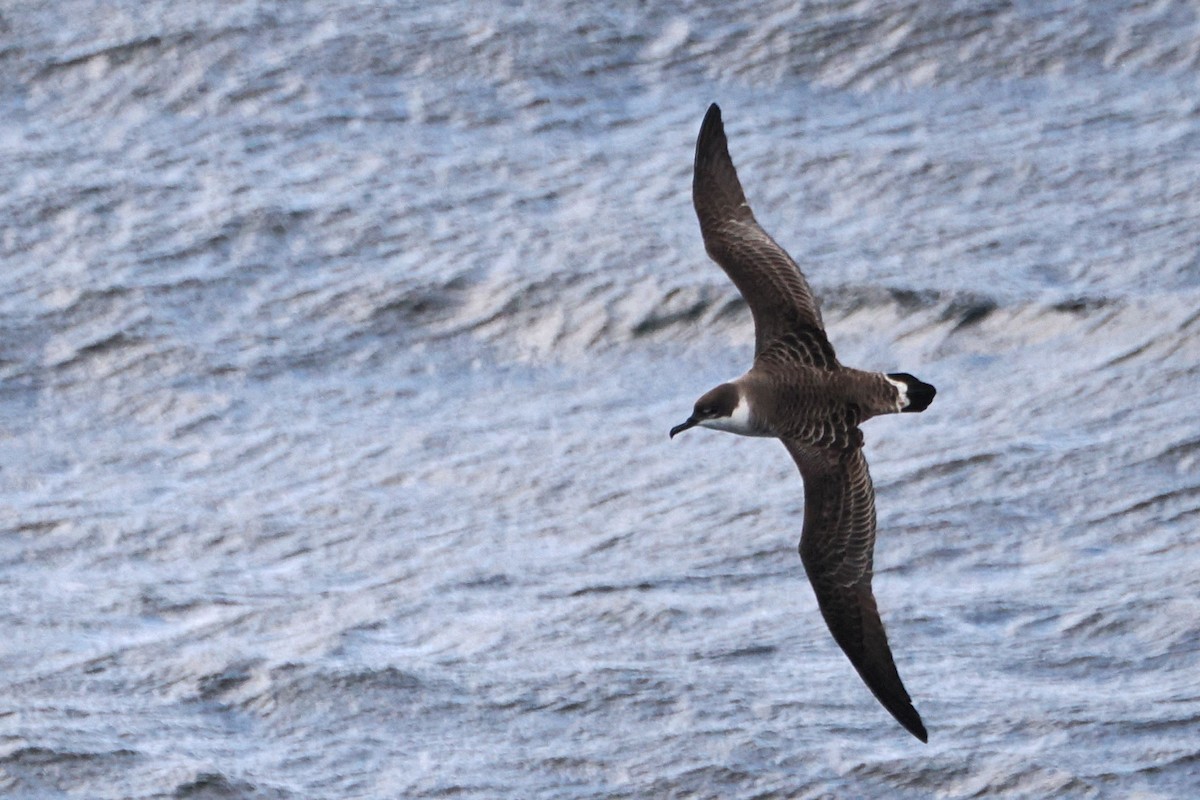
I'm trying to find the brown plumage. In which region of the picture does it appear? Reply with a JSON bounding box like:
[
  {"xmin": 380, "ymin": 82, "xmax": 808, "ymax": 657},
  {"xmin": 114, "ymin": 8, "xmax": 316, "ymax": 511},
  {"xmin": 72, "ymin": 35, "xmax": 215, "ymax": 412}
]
[{"xmin": 672, "ymin": 103, "xmax": 937, "ymax": 742}]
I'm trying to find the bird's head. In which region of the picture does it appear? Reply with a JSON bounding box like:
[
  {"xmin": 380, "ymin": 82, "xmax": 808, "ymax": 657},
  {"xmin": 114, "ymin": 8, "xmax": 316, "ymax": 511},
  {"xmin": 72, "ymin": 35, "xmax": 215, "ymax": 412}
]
[{"xmin": 670, "ymin": 382, "xmax": 745, "ymax": 438}]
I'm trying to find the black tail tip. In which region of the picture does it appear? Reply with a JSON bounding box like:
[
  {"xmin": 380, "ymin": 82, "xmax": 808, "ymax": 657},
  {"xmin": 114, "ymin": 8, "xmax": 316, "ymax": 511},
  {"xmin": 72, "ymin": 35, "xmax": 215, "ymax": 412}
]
[{"xmin": 888, "ymin": 372, "xmax": 936, "ymax": 413}]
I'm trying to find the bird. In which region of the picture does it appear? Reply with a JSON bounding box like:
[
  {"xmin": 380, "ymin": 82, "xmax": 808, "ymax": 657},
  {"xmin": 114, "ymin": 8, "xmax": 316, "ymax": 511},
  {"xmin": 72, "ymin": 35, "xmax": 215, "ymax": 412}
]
[{"xmin": 670, "ymin": 103, "xmax": 936, "ymax": 742}]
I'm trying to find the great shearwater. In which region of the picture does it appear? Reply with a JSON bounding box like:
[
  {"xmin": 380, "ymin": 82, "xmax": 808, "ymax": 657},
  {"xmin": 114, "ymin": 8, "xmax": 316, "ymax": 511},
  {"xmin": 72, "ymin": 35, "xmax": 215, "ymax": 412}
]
[{"xmin": 671, "ymin": 104, "xmax": 936, "ymax": 742}]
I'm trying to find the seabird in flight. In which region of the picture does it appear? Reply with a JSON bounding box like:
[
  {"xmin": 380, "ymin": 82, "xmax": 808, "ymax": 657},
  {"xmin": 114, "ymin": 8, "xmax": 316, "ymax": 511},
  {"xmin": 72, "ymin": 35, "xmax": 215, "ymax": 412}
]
[{"xmin": 671, "ymin": 103, "xmax": 936, "ymax": 742}]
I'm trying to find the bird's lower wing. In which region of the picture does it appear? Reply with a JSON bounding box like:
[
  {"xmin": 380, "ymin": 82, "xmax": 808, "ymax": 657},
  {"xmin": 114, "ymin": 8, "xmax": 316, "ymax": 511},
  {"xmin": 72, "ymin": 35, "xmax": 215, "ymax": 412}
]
[{"xmin": 783, "ymin": 440, "xmax": 927, "ymax": 742}]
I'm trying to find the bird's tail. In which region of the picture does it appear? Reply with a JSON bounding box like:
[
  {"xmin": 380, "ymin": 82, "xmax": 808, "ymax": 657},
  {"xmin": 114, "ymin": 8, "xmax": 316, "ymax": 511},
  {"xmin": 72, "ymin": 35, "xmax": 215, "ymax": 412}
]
[{"xmin": 887, "ymin": 373, "xmax": 936, "ymax": 413}]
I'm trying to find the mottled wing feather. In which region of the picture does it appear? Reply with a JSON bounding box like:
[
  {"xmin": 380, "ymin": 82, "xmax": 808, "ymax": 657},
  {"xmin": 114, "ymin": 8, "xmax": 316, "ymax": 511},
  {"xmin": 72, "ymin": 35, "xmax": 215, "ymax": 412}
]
[
  {"xmin": 783, "ymin": 440, "xmax": 928, "ymax": 742},
  {"xmin": 693, "ymin": 103, "xmax": 837, "ymax": 369}
]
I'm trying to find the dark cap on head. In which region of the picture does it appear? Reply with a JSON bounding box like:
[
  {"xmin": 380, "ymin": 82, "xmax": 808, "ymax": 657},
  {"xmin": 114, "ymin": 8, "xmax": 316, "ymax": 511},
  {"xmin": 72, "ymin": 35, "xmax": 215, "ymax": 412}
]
[
  {"xmin": 670, "ymin": 383, "xmax": 739, "ymax": 438},
  {"xmin": 693, "ymin": 383, "xmax": 739, "ymax": 419}
]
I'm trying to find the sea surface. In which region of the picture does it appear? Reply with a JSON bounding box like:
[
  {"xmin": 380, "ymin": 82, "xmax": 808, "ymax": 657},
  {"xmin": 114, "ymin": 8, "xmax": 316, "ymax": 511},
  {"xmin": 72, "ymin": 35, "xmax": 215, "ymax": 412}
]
[{"xmin": 2, "ymin": 1, "xmax": 1200, "ymax": 797}]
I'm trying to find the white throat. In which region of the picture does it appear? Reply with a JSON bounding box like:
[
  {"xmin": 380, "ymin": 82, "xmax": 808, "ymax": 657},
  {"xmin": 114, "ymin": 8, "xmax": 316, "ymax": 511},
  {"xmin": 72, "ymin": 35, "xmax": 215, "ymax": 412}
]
[{"xmin": 699, "ymin": 393, "xmax": 762, "ymax": 437}]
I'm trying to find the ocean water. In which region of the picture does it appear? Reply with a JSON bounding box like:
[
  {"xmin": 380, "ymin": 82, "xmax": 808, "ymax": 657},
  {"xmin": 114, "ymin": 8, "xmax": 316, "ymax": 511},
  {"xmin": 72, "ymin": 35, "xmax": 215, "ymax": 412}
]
[{"xmin": 2, "ymin": 1, "xmax": 1199, "ymax": 797}]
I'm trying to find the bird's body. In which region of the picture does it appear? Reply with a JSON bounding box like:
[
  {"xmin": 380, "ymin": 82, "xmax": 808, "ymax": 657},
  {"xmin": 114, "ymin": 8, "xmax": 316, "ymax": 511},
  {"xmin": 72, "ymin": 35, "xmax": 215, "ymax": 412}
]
[{"xmin": 671, "ymin": 104, "xmax": 936, "ymax": 742}]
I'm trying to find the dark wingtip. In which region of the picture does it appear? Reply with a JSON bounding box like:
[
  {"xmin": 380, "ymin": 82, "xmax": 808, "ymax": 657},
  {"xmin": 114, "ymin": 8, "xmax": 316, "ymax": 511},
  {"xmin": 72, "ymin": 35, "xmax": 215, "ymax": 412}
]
[
  {"xmin": 903, "ymin": 710, "xmax": 929, "ymax": 743},
  {"xmin": 863, "ymin": 667, "xmax": 927, "ymax": 742},
  {"xmin": 888, "ymin": 372, "xmax": 936, "ymax": 413},
  {"xmin": 868, "ymin": 675, "xmax": 928, "ymax": 742},
  {"xmin": 811, "ymin": 580, "xmax": 930, "ymax": 743},
  {"xmin": 695, "ymin": 103, "xmax": 726, "ymax": 166},
  {"xmin": 694, "ymin": 101, "xmax": 754, "ymax": 229}
]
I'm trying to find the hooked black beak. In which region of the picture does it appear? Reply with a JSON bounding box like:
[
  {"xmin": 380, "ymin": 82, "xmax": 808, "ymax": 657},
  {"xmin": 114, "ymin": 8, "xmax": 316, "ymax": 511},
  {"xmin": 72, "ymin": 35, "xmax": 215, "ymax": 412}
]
[{"xmin": 669, "ymin": 417, "xmax": 699, "ymax": 439}]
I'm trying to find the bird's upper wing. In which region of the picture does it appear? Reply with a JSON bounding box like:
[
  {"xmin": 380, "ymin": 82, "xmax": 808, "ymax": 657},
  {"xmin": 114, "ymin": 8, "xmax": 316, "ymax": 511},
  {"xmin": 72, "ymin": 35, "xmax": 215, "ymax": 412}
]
[
  {"xmin": 693, "ymin": 103, "xmax": 837, "ymax": 369},
  {"xmin": 782, "ymin": 439, "xmax": 927, "ymax": 742}
]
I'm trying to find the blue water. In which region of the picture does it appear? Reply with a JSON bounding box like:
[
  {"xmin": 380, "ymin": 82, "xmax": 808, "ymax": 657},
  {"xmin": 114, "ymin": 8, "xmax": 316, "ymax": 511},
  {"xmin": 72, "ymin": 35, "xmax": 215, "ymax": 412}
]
[{"xmin": 2, "ymin": 1, "xmax": 1199, "ymax": 797}]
